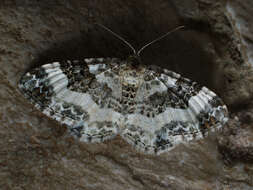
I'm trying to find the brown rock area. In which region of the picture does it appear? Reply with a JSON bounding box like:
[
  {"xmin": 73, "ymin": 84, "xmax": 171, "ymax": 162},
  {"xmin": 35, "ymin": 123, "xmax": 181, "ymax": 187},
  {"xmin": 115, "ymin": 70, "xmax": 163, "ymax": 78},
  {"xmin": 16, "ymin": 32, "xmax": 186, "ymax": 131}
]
[
  {"xmin": 1, "ymin": 0, "xmax": 253, "ymax": 189},
  {"xmin": 218, "ymin": 119, "xmax": 253, "ymax": 163}
]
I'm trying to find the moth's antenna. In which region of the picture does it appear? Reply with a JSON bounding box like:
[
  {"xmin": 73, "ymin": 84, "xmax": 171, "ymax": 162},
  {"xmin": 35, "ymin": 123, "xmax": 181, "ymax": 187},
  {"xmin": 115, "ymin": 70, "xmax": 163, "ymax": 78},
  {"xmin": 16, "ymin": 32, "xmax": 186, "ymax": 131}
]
[
  {"xmin": 137, "ymin": 26, "xmax": 185, "ymax": 56},
  {"xmin": 96, "ymin": 23, "xmax": 136, "ymax": 54}
]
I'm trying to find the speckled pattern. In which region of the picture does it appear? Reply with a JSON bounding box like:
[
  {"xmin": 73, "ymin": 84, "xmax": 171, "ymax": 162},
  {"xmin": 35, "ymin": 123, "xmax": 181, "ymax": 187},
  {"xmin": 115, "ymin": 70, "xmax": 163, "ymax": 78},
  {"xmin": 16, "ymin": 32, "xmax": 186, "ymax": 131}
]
[{"xmin": 19, "ymin": 57, "xmax": 228, "ymax": 154}]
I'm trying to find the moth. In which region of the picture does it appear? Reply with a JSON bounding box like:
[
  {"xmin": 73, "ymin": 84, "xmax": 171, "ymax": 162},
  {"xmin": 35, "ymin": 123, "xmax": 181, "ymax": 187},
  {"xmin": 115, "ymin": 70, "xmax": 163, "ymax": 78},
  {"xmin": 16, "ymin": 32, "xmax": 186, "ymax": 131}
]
[{"xmin": 19, "ymin": 24, "xmax": 228, "ymax": 154}]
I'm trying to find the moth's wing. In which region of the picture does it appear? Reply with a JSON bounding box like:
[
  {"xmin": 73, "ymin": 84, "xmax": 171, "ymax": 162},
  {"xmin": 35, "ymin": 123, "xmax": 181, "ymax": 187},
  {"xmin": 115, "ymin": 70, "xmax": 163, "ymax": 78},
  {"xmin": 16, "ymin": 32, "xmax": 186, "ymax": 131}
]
[
  {"xmin": 19, "ymin": 58, "xmax": 124, "ymax": 142},
  {"xmin": 159, "ymin": 68, "xmax": 228, "ymax": 130},
  {"xmin": 120, "ymin": 66, "xmax": 228, "ymax": 154}
]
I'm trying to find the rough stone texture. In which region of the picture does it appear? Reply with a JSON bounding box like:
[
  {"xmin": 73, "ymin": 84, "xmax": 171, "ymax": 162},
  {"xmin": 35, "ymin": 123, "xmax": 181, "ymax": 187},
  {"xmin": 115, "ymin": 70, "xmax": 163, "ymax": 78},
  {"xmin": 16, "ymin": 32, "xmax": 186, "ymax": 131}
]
[
  {"xmin": 226, "ymin": 0, "xmax": 253, "ymax": 67},
  {"xmin": 224, "ymin": 0, "xmax": 253, "ymax": 107},
  {"xmin": 1, "ymin": 0, "xmax": 253, "ymax": 189},
  {"xmin": 218, "ymin": 119, "xmax": 253, "ymax": 163}
]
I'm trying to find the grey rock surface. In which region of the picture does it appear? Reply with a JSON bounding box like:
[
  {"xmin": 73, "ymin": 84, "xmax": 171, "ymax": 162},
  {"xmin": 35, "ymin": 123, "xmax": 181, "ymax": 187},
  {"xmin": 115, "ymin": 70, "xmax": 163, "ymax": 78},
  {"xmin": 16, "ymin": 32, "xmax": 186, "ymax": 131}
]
[{"xmin": 1, "ymin": 0, "xmax": 253, "ymax": 189}]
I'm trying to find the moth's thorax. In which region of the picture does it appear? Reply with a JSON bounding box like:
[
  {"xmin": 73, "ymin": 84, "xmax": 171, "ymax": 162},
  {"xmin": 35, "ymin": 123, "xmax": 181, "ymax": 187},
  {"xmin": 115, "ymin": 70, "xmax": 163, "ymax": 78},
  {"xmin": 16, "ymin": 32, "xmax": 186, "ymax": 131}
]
[{"xmin": 119, "ymin": 63, "xmax": 145, "ymax": 87}]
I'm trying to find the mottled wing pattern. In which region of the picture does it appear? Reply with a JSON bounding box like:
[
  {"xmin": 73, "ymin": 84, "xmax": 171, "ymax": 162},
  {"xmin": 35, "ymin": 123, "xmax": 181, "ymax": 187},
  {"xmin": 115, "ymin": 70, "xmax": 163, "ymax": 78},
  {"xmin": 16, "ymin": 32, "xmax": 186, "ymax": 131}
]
[
  {"xmin": 19, "ymin": 58, "xmax": 228, "ymax": 154},
  {"xmin": 120, "ymin": 65, "xmax": 228, "ymax": 154},
  {"xmin": 19, "ymin": 58, "xmax": 124, "ymax": 142}
]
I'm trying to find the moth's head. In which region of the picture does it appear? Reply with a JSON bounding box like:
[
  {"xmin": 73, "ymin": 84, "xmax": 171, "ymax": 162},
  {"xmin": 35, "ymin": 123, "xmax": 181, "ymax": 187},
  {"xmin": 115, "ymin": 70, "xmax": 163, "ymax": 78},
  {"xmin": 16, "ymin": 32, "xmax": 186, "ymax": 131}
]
[{"xmin": 128, "ymin": 54, "xmax": 142, "ymax": 66}]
